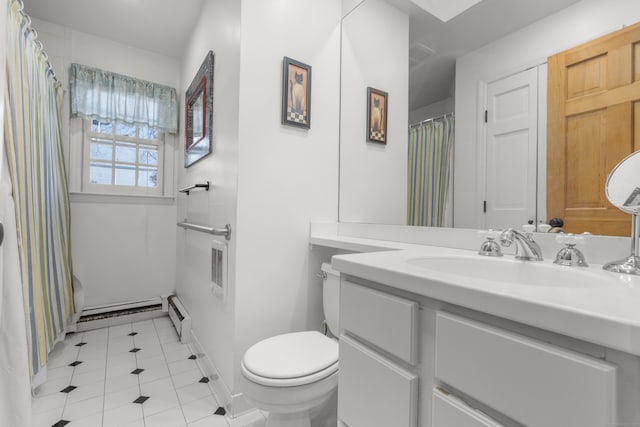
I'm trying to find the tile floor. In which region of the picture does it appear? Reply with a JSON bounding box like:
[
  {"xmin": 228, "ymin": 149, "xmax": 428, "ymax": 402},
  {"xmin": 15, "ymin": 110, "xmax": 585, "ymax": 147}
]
[{"xmin": 31, "ymin": 316, "xmax": 265, "ymax": 427}]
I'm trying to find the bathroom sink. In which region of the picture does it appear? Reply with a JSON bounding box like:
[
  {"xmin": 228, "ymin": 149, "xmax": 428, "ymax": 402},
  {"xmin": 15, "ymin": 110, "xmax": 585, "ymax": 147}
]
[{"xmin": 407, "ymin": 255, "xmax": 609, "ymax": 289}]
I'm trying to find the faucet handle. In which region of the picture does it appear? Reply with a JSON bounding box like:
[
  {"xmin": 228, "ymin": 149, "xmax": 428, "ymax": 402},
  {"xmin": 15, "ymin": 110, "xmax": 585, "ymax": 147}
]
[
  {"xmin": 478, "ymin": 229, "xmax": 503, "ymax": 257},
  {"xmin": 555, "ymin": 233, "xmax": 584, "ymax": 246},
  {"xmin": 554, "ymin": 234, "xmax": 588, "ymax": 267}
]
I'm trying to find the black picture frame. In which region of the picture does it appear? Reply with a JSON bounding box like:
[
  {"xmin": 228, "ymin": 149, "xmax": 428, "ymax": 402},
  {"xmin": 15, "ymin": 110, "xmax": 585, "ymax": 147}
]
[
  {"xmin": 185, "ymin": 51, "xmax": 214, "ymax": 167},
  {"xmin": 282, "ymin": 57, "xmax": 312, "ymax": 129},
  {"xmin": 366, "ymin": 87, "xmax": 388, "ymax": 144}
]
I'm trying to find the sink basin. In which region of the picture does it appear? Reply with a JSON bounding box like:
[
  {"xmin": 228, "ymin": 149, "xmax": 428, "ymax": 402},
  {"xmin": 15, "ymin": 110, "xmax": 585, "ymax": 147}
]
[{"xmin": 407, "ymin": 256, "xmax": 608, "ymax": 289}]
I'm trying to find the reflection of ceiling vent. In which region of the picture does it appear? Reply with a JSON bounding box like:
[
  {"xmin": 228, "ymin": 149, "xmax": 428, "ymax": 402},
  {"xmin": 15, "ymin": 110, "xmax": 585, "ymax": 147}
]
[{"xmin": 409, "ymin": 42, "xmax": 436, "ymax": 68}]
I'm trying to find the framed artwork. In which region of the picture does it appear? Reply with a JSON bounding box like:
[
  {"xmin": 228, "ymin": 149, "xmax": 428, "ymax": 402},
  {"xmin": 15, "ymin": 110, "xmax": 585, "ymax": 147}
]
[
  {"xmin": 366, "ymin": 87, "xmax": 388, "ymax": 144},
  {"xmin": 185, "ymin": 50, "xmax": 214, "ymax": 167},
  {"xmin": 282, "ymin": 57, "xmax": 311, "ymax": 129}
]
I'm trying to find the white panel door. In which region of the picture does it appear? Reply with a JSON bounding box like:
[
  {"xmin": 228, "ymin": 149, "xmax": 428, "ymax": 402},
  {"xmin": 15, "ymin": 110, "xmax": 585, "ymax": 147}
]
[{"xmin": 485, "ymin": 67, "xmax": 538, "ymax": 229}]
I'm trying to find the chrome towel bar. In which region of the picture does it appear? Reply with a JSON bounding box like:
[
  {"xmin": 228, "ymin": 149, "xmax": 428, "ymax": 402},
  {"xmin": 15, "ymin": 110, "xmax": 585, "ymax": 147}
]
[
  {"xmin": 179, "ymin": 181, "xmax": 210, "ymax": 195},
  {"xmin": 176, "ymin": 221, "xmax": 231, "ymax": 240}
]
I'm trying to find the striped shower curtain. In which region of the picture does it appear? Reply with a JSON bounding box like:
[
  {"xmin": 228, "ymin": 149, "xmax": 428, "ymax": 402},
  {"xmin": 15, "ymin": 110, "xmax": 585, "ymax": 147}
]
[
  {"xmin": 407, "ymin": 115, "xmax": 455, "ymax": 227},
  {"xmin": 4, "ymin": 0, "xmax": 74, "ymax": 383}
]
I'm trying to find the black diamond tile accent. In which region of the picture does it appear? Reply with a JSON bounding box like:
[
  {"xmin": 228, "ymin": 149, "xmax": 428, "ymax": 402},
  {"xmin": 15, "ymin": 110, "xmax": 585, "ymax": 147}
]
[
  {"xmin": 129, "ymin": 348, "xmax": 141, "ymax": 353},
  {"xmin": 68, "ymin": 361, "xmax": 83, "ymax": 367},
  {"xmin": 51, "ymin": 420, "xmax": 70, "ymax": 427},
  {"xmin": 198, "ymin": 377, "xmax": 210, "ymax": 383},
  {"xmin": 128, "ymin": 332, "xmax": 138, "ymax": 336},
  {"xmin": 131, "ymin": 368, "xmax": 144, "ymax": 375},
  {"xmin": 214, "ymin": 407, "xmax": 226, "ymax": 416},
  {"xmin": 133, "ymin": 395, "xmax": 149, "ymax": 404},
  {"xmin": 74, "ymin": 342, "xmax": 87, "ymax": 347},
  {"xmin": 188, "ymin": 355, "xmax": 197, "ymax": 360},
  {"xmin": 60, "ymin": 386, "xmax": 77, "ymax": 393}
]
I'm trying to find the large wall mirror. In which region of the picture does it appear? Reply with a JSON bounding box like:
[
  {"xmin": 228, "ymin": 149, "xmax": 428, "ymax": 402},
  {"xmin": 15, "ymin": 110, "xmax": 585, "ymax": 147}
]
[{"xmin": 339, "ymin": 0, "xmax": 640, "ymax": 237}]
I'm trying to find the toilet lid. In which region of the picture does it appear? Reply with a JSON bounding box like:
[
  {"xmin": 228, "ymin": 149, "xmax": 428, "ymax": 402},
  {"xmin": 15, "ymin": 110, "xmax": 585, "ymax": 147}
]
[{"xmin": 243, "ymin": 331, "xmax": 338, "ymax": 379}]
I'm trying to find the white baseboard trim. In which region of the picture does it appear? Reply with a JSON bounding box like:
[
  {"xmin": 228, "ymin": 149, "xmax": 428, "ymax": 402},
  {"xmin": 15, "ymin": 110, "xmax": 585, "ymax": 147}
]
[{"xmin": 188, "ymin": 330, "xmax": 255, "ymax": 419}]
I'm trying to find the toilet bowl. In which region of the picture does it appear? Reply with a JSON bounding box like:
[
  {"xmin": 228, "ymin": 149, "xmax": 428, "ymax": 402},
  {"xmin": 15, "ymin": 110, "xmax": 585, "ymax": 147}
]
[{"xmin": 240, "ymin": 263, "xmax": 340, "ymax": 427}]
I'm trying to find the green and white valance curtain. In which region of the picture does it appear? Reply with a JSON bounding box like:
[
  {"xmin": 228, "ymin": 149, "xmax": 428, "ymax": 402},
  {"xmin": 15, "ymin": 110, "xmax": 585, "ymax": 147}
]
[
  {"xmin": 4, "ymin": 0, "xmax": 74, "ymax": 382},
  {"xmin": 69, "ymin": 63, "xmax": 178, "ymax": 134},
  {"xmin": 407, "ymin": 115, "xmax": 455, "ymax": 227}
]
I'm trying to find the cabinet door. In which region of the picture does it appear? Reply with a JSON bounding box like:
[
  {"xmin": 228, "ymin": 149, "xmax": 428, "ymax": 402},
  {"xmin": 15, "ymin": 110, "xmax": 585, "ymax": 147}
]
[
  {"xmin": 338, "ymin": 335, "xmax": 418, "ymax": 427},
  {"xmin": 432, "ymin": 388, "xmax": 505, "ymax": 427},
  {"xmin": 435, "ymin": 312, "xmax": 617, "ymax": 427}
]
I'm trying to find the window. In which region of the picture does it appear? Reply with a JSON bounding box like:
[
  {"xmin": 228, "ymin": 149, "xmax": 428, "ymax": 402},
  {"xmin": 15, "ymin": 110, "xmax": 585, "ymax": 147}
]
[{"xmin": 82, "ymin": 120, "xmax": 165, "ymax": 196}]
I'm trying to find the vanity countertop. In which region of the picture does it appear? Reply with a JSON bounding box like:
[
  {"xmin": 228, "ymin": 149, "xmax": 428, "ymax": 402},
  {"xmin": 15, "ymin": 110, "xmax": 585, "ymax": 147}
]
[{"xmin": 332, "ymin": 246, "xmax": 640, "ymax": 357}]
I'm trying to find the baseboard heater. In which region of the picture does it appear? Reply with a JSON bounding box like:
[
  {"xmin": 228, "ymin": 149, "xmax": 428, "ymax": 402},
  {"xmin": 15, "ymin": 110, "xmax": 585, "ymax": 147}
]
[
  {"xmin": 167, "ymin": 295, "xmax": 191, "ymax": 343},
  {"xmin": 77, "ymin": 297, "xmax": 164, "ymax": 331}
]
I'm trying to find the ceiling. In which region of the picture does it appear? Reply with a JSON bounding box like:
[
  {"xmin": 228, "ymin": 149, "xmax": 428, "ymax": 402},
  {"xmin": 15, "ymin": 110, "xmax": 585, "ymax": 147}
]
[
  {"xmin": 22, "ymin": 0, "xmax": 582, "ymax": 110},
  {"xmin": 22, "ymin": 0, "xmax": 205, "ymax": 58},
  {"xmin": 390, "ymin": 0, "xmax": 583, "ymax": 110}
]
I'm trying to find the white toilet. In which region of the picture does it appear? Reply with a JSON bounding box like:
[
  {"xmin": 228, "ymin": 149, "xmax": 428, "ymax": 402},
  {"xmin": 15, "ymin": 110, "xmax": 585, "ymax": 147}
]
[{"xmin": 240, "ymin": 263, "xmax": 340, "ymax": 427}]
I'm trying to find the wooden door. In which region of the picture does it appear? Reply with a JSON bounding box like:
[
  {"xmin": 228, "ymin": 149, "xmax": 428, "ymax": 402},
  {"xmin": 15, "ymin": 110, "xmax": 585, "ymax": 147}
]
[
  {"xmin": 485, "ymin": 68, "xmax": 538, "ymax": 230},
  {"xmin": 548, "ymin": 22, "xmax": 640, "ymax": 236}
]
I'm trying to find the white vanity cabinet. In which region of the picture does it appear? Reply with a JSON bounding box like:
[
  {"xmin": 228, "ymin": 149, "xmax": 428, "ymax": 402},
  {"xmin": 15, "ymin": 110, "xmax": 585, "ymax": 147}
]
[
  {"xmin": 336, "ymin": 276, "xmax": 630, "ymax": 427},
  {"xmin": 338, "ymin": 280, "xmax": 419, "ymax": 427}
]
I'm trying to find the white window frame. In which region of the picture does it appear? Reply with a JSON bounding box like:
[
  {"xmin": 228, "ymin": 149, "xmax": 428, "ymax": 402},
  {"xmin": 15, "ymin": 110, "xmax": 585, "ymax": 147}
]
[{"xmin": 81, "ymin": 119, "xmax": 165, "ymax": 196}]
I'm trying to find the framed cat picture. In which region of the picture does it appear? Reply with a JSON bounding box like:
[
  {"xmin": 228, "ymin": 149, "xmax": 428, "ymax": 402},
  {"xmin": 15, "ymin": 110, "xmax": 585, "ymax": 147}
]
[
  {"xmin": 282, "ymin": 57, "xmax": 312, "ymax": 129},
  {"xmin": 366, "ymin": 87, "xmax": 388, "ymax": 144}
]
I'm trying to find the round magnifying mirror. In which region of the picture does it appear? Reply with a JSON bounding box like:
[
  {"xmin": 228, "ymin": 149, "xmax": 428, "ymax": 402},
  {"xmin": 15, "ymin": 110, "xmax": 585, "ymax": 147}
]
[
  {"xmin": 605, "ymin": 150, "xmax": 640, "ymax": 214},
  {"xmin": 603, "ymin": 149, "xmax": 640, "ymax": 275}
]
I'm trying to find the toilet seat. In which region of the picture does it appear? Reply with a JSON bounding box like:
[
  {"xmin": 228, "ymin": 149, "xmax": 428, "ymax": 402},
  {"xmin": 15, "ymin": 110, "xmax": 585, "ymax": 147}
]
[{"xmin": 242, "ymin": 331, "xmax": 338, "ymax": 387}]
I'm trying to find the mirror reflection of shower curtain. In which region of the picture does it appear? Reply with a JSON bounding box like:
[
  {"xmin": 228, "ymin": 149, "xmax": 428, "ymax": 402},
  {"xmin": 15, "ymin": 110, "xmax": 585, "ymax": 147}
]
[{"xmin": 407, "ymin": 115, "xmax": 454, "ymax": 227}]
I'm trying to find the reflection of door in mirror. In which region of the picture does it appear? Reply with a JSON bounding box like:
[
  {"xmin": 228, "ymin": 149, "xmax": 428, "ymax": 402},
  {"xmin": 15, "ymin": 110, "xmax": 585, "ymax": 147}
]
[
  {"xmin": 548, "ymin": 22, "xmax": 640, "ymax": 237},
  {"xmin": 192, "ymin": 91, "xmax": 204, "ymax": 140},
  {"xmin": 484, "ymin": 68, "xmax": 538, "ymax": 230}
]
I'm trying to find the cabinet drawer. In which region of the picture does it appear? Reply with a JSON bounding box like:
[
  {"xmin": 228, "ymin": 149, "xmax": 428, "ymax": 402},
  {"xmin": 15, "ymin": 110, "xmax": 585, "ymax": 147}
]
[
  {"xmin": 435, "ymin": 312, "xmax": 617, "ymax": 427},
  {"xmin": 340, "ymin": 280, "xmax": 418, "ymax": 364},
  {"xmin": 338, "ymin": 334, "xmax": 418, "ymax": 427},
  {"xmin": 432, "ymin": 388, "xmax": 504, "ymax": 427}
]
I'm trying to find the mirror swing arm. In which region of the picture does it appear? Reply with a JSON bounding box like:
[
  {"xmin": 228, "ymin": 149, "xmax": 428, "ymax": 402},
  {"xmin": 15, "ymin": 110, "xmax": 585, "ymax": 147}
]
[
  {"xmin": 603, "ymin": 152, "xmax": 640, "ymax": 275},
  {"xmin": 603, "ymin": 212, "xmax": 640, "ymax": 275}
]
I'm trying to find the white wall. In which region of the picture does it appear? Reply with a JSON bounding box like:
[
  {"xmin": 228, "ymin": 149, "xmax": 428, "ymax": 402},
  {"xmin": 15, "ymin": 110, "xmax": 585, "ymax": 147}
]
[
  {"xmin": 455, "ymin": 0, "xmax": 640, "ymax": 229},
  {"xmin": 234, "ymin": 0, "xmax": 341, "ymax": 391},
  {"xmin": 176, "ymin": 0, "xmax": 241, "ymax": 403},
  {"xmin": 31, "ymin": 18, "xmax": 180, "ymax": 307},
  {"xmin": 339, "ymin": 0, "xmax": 409, "ymax": 224}
]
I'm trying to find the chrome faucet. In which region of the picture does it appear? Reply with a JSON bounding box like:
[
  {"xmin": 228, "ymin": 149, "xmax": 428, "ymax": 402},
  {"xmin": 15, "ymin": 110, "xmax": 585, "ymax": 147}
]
[{"xmin": 499, "ymin": 228, "xmax": 544, "ymax": 261}]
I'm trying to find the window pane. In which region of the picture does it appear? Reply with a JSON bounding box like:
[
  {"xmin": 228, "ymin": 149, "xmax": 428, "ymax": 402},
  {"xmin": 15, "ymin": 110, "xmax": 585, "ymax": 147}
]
[
  {"xmin": 90, "ymin": 141, "xmax": 113, "ymax": 161},
  {"xmin": 89, "ymin": 162, "xmax": 112, "ymax": 185},
  {"xmin": 139, "ymin": 145, "xmax": 158, "ymax": 165},
  {"xmin": 138, "ymin": 167, "xmax": 158, "ymax": 188},
  {"xmin": 116, "ymin": 123, "xmax": 137, "ymax": 137},
  {"xmin": 92, "ymin": 121, "xmax": 113, "ymax": 134},
  {"xmin": 115, "ymin": 142, "xmax": 137, "ymax": 163},
  {"xmin": 139, "ymin": 126, "xmax": 158, "ymax": 140},
  {"xmin": 114, "ymin": 165, "xmax": 136, "ymax": 186}
]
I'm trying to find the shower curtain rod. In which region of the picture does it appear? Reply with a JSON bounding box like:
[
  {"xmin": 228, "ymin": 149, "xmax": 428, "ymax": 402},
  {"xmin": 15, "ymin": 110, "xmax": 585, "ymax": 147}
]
[
  {"xmin": 409, "ymin": 111, "xmax": 455, "ymax": 128},
  {"xmin": 12, "ymin": 0, "xmax": 61, "ymax": 86}
]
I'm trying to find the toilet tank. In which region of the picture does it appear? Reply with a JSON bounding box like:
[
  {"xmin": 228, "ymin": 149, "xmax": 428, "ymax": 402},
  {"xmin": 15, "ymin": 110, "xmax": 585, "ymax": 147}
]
[{"xmin": 321, "ymin": 262, "xmax": 340, "ymax": 336}]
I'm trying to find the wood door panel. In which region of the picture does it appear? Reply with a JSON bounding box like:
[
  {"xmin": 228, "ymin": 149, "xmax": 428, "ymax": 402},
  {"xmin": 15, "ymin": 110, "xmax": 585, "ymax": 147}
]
[
  {"xmin": 565, "ymin": 110, "xmax": 605, "ymax": 208},
  {"xmin": 548, "ymin": 21, "xmax": 640, "ymax": 236},
  {"xmin": 566, "ymin": 55, "xmax": 607, "ymax": 99}
]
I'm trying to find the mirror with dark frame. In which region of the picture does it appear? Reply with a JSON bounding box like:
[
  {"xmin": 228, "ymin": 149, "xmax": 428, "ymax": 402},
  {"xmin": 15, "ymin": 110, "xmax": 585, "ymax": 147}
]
[{"xmin": 185, "ymin": 50, "xmax": 214, "ymax": 168}]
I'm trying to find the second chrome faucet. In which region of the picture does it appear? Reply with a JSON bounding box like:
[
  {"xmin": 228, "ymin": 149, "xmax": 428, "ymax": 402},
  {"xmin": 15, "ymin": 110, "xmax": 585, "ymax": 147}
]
[{"xmin": 499, "ymin": 228, "xmax": 544, "ymax": 261}]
